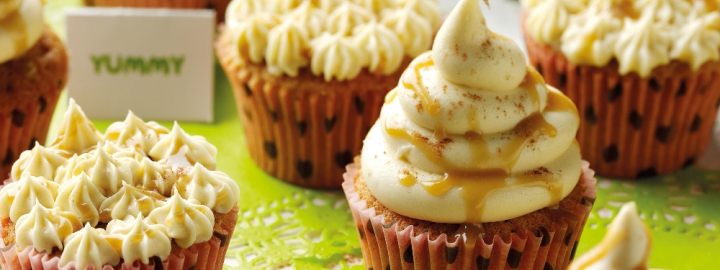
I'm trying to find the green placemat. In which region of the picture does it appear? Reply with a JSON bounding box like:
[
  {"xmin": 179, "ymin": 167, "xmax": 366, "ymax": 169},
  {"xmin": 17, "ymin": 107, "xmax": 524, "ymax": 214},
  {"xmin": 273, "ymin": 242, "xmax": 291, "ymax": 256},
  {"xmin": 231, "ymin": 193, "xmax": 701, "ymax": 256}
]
[{"xmin": 43, "ymin": 2, "xmax": 720, "ymax": 269}]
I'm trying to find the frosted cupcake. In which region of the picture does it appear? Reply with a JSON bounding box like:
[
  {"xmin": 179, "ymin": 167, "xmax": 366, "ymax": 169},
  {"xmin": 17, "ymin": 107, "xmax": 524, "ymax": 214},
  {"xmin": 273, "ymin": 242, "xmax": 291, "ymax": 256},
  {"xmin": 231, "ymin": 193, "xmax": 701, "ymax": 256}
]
[
  {"xmin": 522, "ymin": 0, "xmax": 720, "ymax": 178},
  {"xmin": 0, "ymin": 0, "xmax": 68, "ymax": 179},
  {"xmin": 0, "ymin": 100, "xmax": 240, "ymax": 270},
  {"xmin": 216, "ymin": 0, "xmax": 441, "ymax": 188},
  {"xmin": 343, "ymin": 0, "xmax": 596, "ymax": 269}
]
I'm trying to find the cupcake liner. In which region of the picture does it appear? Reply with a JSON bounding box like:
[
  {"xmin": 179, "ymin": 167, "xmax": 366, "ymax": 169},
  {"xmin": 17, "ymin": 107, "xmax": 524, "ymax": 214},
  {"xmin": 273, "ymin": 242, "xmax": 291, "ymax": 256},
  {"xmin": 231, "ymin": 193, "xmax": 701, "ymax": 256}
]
[
  {"xmin": 0, "ymin": 207, "xmax": 238, "ymax": 270},
  {"xmin": 0, "ymin": 29, "xmax": 67, "ymax": 180},
  {"xmin": 342, "ymin": 162, "xmax": 597, "ymax": 270},
  {"xmin": 523, "ymin": 25, "xmax": 720, "ymax": 179},
  {"xmin": 89, "ymin": 0, "xmax": 208, "ymax": 8},
  {"xmin": 216, "ymin": 27, "xmax": 405, "ymax": 189},
  {"xmin": 209, "ymin": 0, "xmax": 230, "ymax": 23}
]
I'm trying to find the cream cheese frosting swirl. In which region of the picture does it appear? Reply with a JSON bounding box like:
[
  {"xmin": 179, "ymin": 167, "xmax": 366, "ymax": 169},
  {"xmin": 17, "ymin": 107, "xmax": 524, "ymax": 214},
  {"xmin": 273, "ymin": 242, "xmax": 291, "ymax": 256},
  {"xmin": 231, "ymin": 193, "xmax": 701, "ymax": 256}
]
[
  {"xmin": 524, "ymin": 0, "xmax": 720, "ymax": 76},
  {"xmin": 54, "ymin": 173, "xmax": 107, "ymax": 226},
  {"xmin": 51, "ymin": 99, "xmax": 103, "ymax": 154},
  {"xmin": 106, "ymin": 214, "xmax": 172, "ymax": 265},
  {"xmin": 147, "ymin": 192, "xmax": 215, "ymax": 248},
  {"xmin": 177, "ymin": 163, "xmax": 240, "ymax": 214},
  {"xmin": 0, "ymin": 174, "xmax": 58, "ymax": 222},
  {"xmin": 0, "ymin": 0, "xmax": 43, "ymax": 64},
  {"xmin": 362, "ymin": 0, "xmax": 582, "ymax": 223},
  {"xmin": 10, "ymin": 142, "xmax": 68, "ymax": 181},
  {"xmin": 569, "ymin": 202, "xmax": 652, "ymax": 270},
  {"xmin": 59, "ymin": 224, "xmax": 121, "ymax": 270},
  {"xmin": 149, "ymin": 122, "xmax": 218, "ymax": 170},
  {"xmin": 105, "ymin": 111, "xmax": 169, "ymax": 155},
  {"xmin": 224, "ymin": 0, "xmax": 439, "ymax": 81},
  {"xmin": 15, "ymin": 204, "xmax": 81, "ymax": 253},
  {"xmin": 98, "ymin": 183, "xmax": 165, "ymax": 223}
]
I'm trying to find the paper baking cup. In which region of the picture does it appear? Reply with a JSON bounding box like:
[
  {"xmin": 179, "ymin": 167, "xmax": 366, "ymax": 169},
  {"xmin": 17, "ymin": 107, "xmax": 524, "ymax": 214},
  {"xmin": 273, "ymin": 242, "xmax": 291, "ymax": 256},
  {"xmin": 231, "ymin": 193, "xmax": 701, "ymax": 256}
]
[
  {"xmin": 523, "ymin": 29, "xmax": 720, "ymax": 179},
  {"xmin": 0, "ymin": 29, "xmax": 67, "ymax": 180},
  {"xmin": 342, "ymin": 162, "xmax": 597, "ymax": 270},
  {"xmin": 216, "ymin": 27, "xmax": 405, "ymax": 189},
  {"xmin": 0, "ymin": 207, "xmax": 237, "ymax": 270},
  {"xmin": 89, "ymin": 0, "xmax": 208, "ymax": 8}
]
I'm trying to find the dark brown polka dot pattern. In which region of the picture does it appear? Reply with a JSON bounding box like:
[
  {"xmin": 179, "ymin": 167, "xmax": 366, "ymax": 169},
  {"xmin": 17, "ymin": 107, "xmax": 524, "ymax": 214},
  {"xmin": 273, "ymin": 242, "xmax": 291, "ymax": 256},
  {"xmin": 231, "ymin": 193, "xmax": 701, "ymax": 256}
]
[
  {"xmin": 476, "ymin": 256, "xmax": 490, "ymax": 270},
  {"xmin": 263, "ymin": 141, "xmax": 277, "ymax": 159},
  {"xmin": 0, "ymin": 29, "xmax": 67, "ymax": 180},
  {"xmin": 445, "ymin": 246, "xmax": 458, "ymax": 264},
  {"xmin": 243, "ymin": 83, "xmax": 253, "ymax": 96},
  {"xmin": 507, "ymin": 249, "xmax": 522, "ymax": 268},
  {"xmin": 296, "ymin": 161, "xmax": 313, "ymax": 179},
  {"xmin": 324, "ymin": 117, "xmax": 337, "ymax": 132},
  {"xmin": 335, "ymin": 151, "xmax": 353, "ymax": 169},
  {"xmin": 535, "ymin": 227, "xmax": 551, "ymax": 246},
  {"xmin": 403, "ymin": 246, "xmax": 413, "ymax": 263},
  {"xmin": 524, "ymin": 28, "xmax": 720, "ymax": 179},
  {"xmin": 544, "ymin": 263, "xmax": 554, "ymax": 270},
  {"xmin": 297, "ymin": 121, "xmax": 307, "ymax": 136}
]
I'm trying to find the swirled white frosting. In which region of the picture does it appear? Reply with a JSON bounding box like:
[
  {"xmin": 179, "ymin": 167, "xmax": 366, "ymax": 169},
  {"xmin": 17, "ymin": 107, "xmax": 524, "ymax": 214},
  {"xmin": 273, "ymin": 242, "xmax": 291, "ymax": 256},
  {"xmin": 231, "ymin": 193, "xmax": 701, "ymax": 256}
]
[
  {"xmin": 147, "ymin": 193, "xmax": 215, "ymax": 248},
  {"xmin": 569, "ymin": 202, "xmax": 652, "ymax": 270},
  {"xmin": 106, "ymin": 214, "xmax": 172, "ymax": 265},
  {"xmin": 362, "ymin": 0, "xmax": 582, "ymax": 223},
  {"xmin": 224, "ymin": 0, "xmax": 439, "ymax": 81},
  {"xmin": 10, "ymin": 142, "xmax": 68, "ymax": 181},
  {"xmin": 0, "ymin": 102, "xmax": 240, "ymax": 265},
  {"xmin": 59, "ymin": 224, "xmax": 121, "ymax": 270},
  {"xmin": 50, "ymin": 99, "xmax": 103, "ymax": 154},
  {"xmin": 15, "ymin": 204, "xmax": 81, "ymax": 253},
  {"xmin": 0, "ymin": 0, "xmax": 43, "ymax": 64},
  {"xmin": 0, "ymin": 174, "xmax": 58, "ymax": 222},
  {"xmin": 523, "ymin": 0, "xmax": 720, "ymax": 76}
]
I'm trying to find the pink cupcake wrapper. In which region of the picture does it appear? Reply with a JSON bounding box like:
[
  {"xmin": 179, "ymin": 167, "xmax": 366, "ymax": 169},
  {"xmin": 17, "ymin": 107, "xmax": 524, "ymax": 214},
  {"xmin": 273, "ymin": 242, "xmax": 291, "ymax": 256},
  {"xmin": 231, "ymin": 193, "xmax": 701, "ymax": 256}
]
[{"xmin": 342, "ymin": 162, "xmax": 597, "ymax": 270}]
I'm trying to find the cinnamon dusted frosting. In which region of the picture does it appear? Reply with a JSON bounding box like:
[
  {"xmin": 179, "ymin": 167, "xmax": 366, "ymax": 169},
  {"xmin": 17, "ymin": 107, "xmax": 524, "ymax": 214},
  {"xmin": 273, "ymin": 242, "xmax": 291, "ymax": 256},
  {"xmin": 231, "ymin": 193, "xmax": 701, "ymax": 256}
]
[
  {"xmin": 0, "ymin": 99, "xmax": 240, "ymax": 265},
  {"xmin": 569, "ymin": 202, "xmax": 652, "ymax": 270},
  {"xmin": 224, "ymin": 0, "xmax": 440, "ymax": 81},
  {"xmin": 0, "ymin": 0, "xmax": 43, "ymax": 64},
  {"xmin": 523, "ymin": 0, "xmax": 720, "ymax": 77},
  {"xmin": 361, "ymin": 0, "xmax": 582, "ymax": 223}
]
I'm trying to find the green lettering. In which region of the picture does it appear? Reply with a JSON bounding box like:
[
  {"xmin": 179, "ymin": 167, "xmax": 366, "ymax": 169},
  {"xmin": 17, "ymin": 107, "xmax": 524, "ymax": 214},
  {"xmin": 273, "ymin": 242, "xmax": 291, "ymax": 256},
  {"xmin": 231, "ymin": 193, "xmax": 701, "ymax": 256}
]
[
  {"xmin": 148, "ymin": 57, "xmax": 170, "ymax": 76},
  {"xmin": 170, "ymin": 56, "xmax": 184, "ymax": 75},
  {"xmin": 106, "ymin": 55, "xmax": 122, "ymax": 75},
  {"xmin": 90, "ymin": 54, "xmax": 108, "ymax": 75},
  {"xmin": 124, "ymin": 56, "xmax": 149, "ymax": 75}
]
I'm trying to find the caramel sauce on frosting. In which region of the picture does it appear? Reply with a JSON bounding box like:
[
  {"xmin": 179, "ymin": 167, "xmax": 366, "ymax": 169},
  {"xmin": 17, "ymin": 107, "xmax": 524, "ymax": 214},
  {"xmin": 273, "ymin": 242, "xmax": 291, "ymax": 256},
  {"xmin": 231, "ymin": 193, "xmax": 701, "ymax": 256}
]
[{"xmin": 361, "ymin": 0, "xmax": 583, "ymax": 223}]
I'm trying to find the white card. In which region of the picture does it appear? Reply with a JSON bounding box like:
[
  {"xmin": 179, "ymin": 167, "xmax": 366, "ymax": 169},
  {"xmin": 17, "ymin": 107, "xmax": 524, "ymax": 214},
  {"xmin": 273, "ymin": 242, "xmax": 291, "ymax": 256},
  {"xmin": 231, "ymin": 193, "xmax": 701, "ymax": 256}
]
[{"xmin": 65, "ymin": 8, "xmax": 215, "ymax": 122}]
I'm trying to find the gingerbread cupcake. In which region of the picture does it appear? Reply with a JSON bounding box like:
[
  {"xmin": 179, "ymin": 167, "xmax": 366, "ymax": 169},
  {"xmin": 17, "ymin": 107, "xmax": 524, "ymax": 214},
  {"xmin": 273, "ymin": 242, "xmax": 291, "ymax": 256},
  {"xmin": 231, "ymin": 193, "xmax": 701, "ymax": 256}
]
[
  {"xmin": 343, "ymin": 0, "xmax": 597, "ymax": 269},
  {"xmin": 0, "ymin": 0, "xmax": 68, "ymax": 179},
  {"xmin": 0, "ymin": 100, "xmax": 240, "ymax": 270},
  {"xmin": 216, "ymin": 0, "xmax": 441, "ymax": 188},
  {"xmin": 522, "ymin": 0, "xmax": 720, "ymax": 178}
]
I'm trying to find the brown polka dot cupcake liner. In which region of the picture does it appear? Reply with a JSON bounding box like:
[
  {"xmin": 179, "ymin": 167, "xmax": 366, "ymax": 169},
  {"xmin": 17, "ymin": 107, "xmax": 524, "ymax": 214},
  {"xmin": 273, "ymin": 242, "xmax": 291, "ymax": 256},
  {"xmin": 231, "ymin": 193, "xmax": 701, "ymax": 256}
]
[
  {"xmin": 87, "ymin": 0, "xmax": 209, "ymax": 8},
  {"xmin": 342, "ymin": 162, "xmax": 597, "ymax": 270},
  {"xmin": 0, "ymin": 207, "xmax": 238, "ymax": 270},
  {"xmin": 0, "ymin": 29, "xmax": 68, "ymax": 180},
  {"xmin": 216, "ymin": 27, "xmax": 406, "ymax": 189},
  {"xmin": 524, "ymin": 32, "xmax": 720, "ymax": 179}
]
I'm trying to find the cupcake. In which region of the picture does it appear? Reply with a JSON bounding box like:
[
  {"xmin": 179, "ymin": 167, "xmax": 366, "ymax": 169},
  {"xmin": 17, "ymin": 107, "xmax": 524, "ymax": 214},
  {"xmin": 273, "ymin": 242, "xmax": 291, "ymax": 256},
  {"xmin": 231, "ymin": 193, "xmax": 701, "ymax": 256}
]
[
  {"xmin": 0, "ymin": 0, "xmax": 68, "ymax": 179},
  {"xmin": 521, "ymin": 0, "xmax": 720, "ymax": 178},
  {"xmin": 569, "ymin": 202, "xmax": 651, "ymax": 270},
  {"xmin": 342, "ymin": 0, "xmax": 597, "ymax": 269},
  {"xmin": 0, "ymin": 100, "xmax": 240, "ymax": 270},
  {"xmin": 86, "ymin": 0, "xmax": 209, "ymax": 8},
  {"xmin": 216, "ymin": 0, "xmax": 441, "ymax": 188}
]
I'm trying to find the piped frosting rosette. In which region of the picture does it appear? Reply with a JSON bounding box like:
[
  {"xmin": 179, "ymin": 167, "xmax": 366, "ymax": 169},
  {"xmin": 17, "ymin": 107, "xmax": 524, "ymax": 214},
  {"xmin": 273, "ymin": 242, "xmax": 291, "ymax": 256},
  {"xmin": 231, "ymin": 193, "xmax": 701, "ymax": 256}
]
[{"xmin": 361, "ymin": 0, "xmax": 582, "ymax": 223}]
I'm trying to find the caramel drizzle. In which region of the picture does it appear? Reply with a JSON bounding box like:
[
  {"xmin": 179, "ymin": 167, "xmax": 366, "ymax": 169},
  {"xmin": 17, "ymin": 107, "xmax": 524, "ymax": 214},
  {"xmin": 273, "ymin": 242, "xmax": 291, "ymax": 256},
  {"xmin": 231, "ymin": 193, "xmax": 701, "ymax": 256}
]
[
  {"xmin": 402, "ymin": 58, "xmax": 440, "ymax": 115},
  {"xmin": 388, "ymin": 82, "xmax": 577, "ymax": 220}
]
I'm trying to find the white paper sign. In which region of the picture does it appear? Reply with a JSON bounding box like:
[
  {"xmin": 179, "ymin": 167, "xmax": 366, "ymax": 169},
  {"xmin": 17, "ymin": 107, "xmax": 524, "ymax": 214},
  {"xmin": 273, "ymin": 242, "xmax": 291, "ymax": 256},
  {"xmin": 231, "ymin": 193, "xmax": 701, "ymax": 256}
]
[{"xmin": 66, "ymin": 8, "xmax": 215, "ymax": 122}]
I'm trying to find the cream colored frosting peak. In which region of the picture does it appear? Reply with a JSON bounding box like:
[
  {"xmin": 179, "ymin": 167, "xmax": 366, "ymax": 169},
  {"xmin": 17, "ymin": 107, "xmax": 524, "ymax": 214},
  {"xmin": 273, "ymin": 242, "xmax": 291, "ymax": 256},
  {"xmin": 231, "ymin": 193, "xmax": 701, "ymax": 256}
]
[
  {"xmin": 0, "ymin": 174, "xmax": 58, "ymax": 222},
  {"xmin": 396, "ymin": 0, "xmax": 442, "ymax": 31},
  {"xmin": 15, "ymin": 204, "xmax": 81, "ymax": 253},
  {"xmin": 149, "ymin": 122, "xmax": 218, "ymax": 169},
  {"xmin": 177, "ymin": 163, "xmax": 239, "ymax": 214},
  {"xmin": 106, "ymin": 214, "xmax": 172, "ymax": 265},
  {"xmin": 326, "ymin": 2, "xmax": 374, "ymax": 35},
  {"xmin": 147, "ymin": 192, "xmax": 215, "ymax": 248},
  {"xmin": 0, "ymin": 0, "xmax": 44, "ymax": 64},
  {"xmin": 51, "ymin": 99, "xmax": 103, "ymax": 154},
  {"xmin": 362, "ymin": 0, "xmax": 582, "ymax": 223},
  {"xmin": 670, "ymin": 12, "xmax": 720, "ymax": 70},
  {"xmin": 59, "ymin": 224, "xmax": 121, "ymax": 270},
  {"xmin": 353, "ymin": 22, "xmax": 404, "ymax": 75},
  {"xmin": 11, "ymin": 142, "xmax": 69, "ymax": 181},
  {"xmin": 98, "ymin": 183, "xmax": 165, "ymax": 223},
  {"xmin": 310, "ymin": 33, "xmax": 365, "ymax": 81},
  {"xmin": 54, "ymin": 173, "xmax": 107, "ymax": 226},
  {"xmin": 224, "ymin": 0, "xmax": 265, "ymax": 28},
  {"xmin": 105, "ymin": 111, "xmax": 169, "ymax": 154},
  {"xmin": 569, "ymin": 202, "xmax": 652, "ymax": 270},
  {"xmin": 614, "ymin": 14, "xmax": 672, "ymax": 77},
  {"xmin": 265, "ymin": 20, "xmax": 310, "ymax": 77},
  {"xmin": 382, "ymin": 7, "xmax": 433, "ymax": 58},
  {"xmin": 72, "ymin": 142, "xmax": 135, "ymax": 196},
  {"xmin": 433, "ymin": 0, "xmax": 526, "ymax": 91},
  {"xmin": 233, "ymin": 13, "xmax": 282, "ymax": 64}
]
